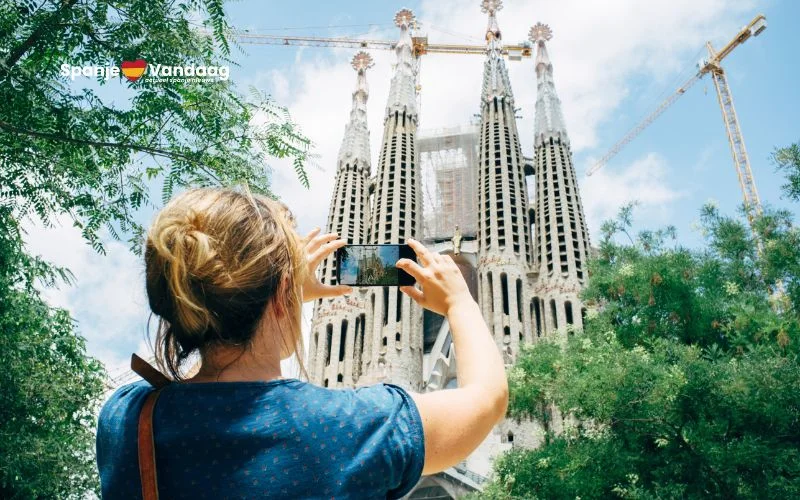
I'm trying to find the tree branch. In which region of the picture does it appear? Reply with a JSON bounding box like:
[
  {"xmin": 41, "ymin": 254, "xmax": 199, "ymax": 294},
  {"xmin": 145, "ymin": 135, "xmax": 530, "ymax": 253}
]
[
  {"xmin": 0, "ymin": 119, "xmax": 197, "ymax": 163},
  {"xmin": 0, "ymin": 0, "xmax": 80, "ymax": 78}
]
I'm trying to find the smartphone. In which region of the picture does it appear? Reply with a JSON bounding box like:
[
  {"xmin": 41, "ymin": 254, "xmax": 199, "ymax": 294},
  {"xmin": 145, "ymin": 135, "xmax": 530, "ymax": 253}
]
[{"xmin": 336, "ymin": 244, "xmax": 416, "ymax": 286}]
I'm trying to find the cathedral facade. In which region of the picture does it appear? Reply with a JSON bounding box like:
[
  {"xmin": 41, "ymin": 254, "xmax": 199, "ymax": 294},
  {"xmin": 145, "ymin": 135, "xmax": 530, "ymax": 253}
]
[{"xmin": 307, "ymin": 2, "xmax": 591, "ymax": 497}]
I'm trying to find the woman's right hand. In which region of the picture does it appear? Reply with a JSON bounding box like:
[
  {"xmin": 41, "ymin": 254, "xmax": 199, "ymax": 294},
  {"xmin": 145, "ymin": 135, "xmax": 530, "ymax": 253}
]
[{"xmin": 396, "ymin": 239, "xmax": 474, "ymax": 317}]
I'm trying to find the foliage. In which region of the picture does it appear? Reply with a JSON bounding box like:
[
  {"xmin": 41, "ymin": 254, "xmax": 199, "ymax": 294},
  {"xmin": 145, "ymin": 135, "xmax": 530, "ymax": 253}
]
[
  {"xmin": 773, "ymin": 142, "xmax": 800, "ymax": 202},
  {"xmin": 0, "ymin": 0, "xmax": 312, "ymax": 254},
  {"xmin": 481, "ymin": 188, "xmax": 800, "ymax": 498},
  {"xmin": 0, "ymin": 0, "xmax": 314, "ymax": 497},
  {"xmin": 0, "ymin": 211, "xmax": 106, "ymax": 498}
]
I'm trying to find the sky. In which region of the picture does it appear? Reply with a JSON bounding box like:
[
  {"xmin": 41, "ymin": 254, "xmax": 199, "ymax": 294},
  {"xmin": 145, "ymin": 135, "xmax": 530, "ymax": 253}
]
[{"xmin": 22, "ymin": 0, "xmax": 800, "ymax": 381}]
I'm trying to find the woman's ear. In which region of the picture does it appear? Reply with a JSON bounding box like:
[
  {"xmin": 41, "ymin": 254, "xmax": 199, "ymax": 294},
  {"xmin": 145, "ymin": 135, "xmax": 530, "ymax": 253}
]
[
  {"xmin": 272, "ymin": 296, "xmax": 285, "ymax": 319},
  {"xmin": 273, "ymin": 276, "xmax": 294, "ymax": 319}
]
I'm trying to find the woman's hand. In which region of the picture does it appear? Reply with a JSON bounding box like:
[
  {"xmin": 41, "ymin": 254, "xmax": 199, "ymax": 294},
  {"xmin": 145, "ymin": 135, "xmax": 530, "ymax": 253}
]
[
  {"xmin": 396, "ymin": 238, "xmax": 474, "ymax": 316},
  {"xmin": 301, "ymin": 228, "xmax": 352, "ymax": 303}
]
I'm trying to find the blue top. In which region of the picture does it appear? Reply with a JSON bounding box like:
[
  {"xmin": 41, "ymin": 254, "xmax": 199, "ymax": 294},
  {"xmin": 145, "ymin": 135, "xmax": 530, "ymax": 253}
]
[{"xmin": 96, "ymin": 378, "xmax": 425, "ymax": 499}]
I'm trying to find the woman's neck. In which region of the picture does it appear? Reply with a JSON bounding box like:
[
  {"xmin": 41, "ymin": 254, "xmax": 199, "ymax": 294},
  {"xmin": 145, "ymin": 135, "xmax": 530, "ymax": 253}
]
[{"xmin": 186, "ymin": 325, "xmax": 286, "ymax": 383}]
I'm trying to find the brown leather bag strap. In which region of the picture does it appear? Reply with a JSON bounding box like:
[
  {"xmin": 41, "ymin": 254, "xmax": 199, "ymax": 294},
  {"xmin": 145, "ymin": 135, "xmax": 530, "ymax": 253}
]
[
  {"xmin": 131, "ymin": 353, "xmax": 171, "ymax": 389},
  {"xmin": 138, "ymin": 387, "xmax": 164, "ymax": 500},
  {"xmin": 130, "ymin": 354, "xmax": 172, "ymax": 500}
]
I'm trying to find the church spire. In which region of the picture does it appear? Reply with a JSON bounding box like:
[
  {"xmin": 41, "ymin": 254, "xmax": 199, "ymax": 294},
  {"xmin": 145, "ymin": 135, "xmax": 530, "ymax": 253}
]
[
  {"xmin": 476, "ymin": 0, "xmax": 534, "ymax": 362},
  {"xmin": 385, "ymin": 8, "xmax": 417, "ymax": 117},
  {"xmin": 308, "ymin": 52, "xmax": 375, "ymax": 389},
  {"xmin": 366, "ymin": 8, "xmax": 423, "ymax": 391},
  {"xmin": 338, "ymin": 51, "xmax": 373, "ymax": 169},
  {"xmin": 480, "ymin": 0, "xmax": 513, "ymax": 103},
  {"xmin": 529, "ymin": 22, "xmax": 591, "ymax": 338},
  {"xmin": 530, "ymin": 23, "xmax": 568, "ymax": 146}
]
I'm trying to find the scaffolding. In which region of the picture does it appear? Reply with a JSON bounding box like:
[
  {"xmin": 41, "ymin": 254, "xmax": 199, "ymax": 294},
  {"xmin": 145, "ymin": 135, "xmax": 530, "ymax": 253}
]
[{"xmin": 419, "ymin": 124, "xmax": 480, "ymax": 242}]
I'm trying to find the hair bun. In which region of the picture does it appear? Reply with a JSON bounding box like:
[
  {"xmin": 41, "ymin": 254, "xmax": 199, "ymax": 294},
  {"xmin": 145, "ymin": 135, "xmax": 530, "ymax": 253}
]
[
  {"xmin": 179, "ymin": 211, "xmax": 219, "ymax": 280},
  {"xmin": 182, "ymin": 208, "xmax": 206, "ymax": 232}
]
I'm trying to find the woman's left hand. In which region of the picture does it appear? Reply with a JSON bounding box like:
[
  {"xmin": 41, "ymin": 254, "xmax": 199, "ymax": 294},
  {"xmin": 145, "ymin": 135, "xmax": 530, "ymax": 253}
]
[{"xmin": 301, "ymin": 228, "xmax": 353, "ymax": 302}]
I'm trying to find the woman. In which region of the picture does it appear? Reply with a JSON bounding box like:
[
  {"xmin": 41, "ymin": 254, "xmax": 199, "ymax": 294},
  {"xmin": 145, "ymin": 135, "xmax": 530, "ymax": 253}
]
[{"xmin": 96, "ymin": 187, "xmax": 508, "ymax": 499}]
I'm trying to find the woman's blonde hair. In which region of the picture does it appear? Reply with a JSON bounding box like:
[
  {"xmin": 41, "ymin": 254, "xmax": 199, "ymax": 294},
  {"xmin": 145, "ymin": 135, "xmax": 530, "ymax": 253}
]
[{"xmin": 144, "ymin": 187, "xmax": 308, "ymax": 381}]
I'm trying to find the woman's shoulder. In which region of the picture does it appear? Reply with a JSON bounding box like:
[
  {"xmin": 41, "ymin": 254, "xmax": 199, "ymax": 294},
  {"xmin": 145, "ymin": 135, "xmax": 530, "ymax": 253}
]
[
  {"xmin": 312, "ymin": 382, "xmax": 423, "ymax": 437},
  {"xmin": 99, "ymin": 380, "xmax": 153, "ymax": 418},
  {"xmin": 306, "ymin": 380, "xmax": 412, "ymax": 405}
]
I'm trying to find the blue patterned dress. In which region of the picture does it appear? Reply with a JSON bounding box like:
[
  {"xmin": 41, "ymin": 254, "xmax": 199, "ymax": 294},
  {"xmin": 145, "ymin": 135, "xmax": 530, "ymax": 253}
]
[{"xmin": 96, "ymin": 379, "xmax": 425, "ymax": 499}]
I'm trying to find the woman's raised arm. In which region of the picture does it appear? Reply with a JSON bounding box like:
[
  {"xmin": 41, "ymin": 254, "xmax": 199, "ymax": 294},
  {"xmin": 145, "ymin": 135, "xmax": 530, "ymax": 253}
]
[{"xmin": 397, "ymin": 239, "xmax": 508, "ymax": 476}]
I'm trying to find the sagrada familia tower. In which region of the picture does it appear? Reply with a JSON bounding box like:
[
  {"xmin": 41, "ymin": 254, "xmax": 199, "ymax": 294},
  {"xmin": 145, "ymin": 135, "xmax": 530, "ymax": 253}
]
[{"xmin": 308, "ymin": 2, "xmax": 591, "ymax": 497}]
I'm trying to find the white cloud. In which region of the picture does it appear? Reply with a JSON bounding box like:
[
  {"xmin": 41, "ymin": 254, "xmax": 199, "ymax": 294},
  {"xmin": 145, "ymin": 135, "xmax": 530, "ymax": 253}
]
[
  {"xmin": 579, "ymin": 152, "xmax": 687, "ymax": 232},
  {"xmin": 22, "ymin": 219, "xmax": 150, "ymax": 377}
]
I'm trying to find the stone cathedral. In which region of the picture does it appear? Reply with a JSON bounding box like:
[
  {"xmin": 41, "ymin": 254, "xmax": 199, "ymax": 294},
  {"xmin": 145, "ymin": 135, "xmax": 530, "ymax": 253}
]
[{"xmin": 307, "ymin": 2, "xmax": 591, "ymax": 497}]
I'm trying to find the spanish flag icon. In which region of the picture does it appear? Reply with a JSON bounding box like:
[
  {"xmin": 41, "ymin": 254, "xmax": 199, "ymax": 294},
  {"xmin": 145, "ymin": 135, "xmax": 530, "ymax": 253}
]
[{"xmin": 121, "ymin": 59, "xmax": 146, "ymax": 82}]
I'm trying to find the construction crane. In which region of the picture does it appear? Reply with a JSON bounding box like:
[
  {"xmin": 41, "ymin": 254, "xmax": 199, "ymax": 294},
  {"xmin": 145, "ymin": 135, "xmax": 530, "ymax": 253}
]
[
  {"xmin": 586, "ymin": 14, "xmax": 767, "ymax": 226},
  {"xmin": 206, "ymin": 23, "xmax": 532, "ymax": 114},
  {"xmin": 220, "ymin": 31, "xmax": 533, "ymax": 59}
]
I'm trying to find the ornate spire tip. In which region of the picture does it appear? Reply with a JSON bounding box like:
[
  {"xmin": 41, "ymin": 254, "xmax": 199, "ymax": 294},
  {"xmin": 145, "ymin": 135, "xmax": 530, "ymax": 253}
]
[
  {"xmin": 480, "ymin": 0, "xmax": 503, "ymax": 14},
  {"xmin": 394, "ymin": 8, "xmax": 414, "ymax": 27},
  {"xmin": 529, "ymin": 22, "xmax": 553, "ymax": 43},
  {"xmin": 351, "ymin": 51, "xmax": 374, "ymax": 72}
]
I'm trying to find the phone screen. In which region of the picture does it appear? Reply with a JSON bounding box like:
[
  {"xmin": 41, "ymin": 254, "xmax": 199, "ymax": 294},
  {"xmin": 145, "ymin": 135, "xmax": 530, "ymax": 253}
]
[{"xmin": 336, "ymin": 244, "xmax": 416, "ymax": 286}]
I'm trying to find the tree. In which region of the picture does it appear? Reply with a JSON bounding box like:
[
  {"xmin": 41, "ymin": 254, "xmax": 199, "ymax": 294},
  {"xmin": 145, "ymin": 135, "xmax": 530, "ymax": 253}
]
[
  {"xmin": 0, "ymin": 212, "xmax": 105, "ymax": 498},
  {"xmin": 773, "ymin": 142, "xmax": 800, "ymax": 202},
  {"xmin": 1, "ymin": 0, "xmax": 312, "ymax": 253},
  {"xmin": 0, "ymin": 0, "xmax": 313, "ymax": 496},
  {"xmin": 479, "ymin": 159, "xmax": 800, "ymax": 499}
]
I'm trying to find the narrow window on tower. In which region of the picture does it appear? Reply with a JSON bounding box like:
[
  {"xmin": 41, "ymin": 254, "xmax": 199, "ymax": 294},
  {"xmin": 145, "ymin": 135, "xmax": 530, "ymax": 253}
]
[
  {"xmin": 382, "ymin": 287, "xmax": 389, "ymax": 326},
  {"xmin": 339, "ymin": 320, "xmax": 348, "ymax": 362},
  {"xmin": 516, "ymin": 278, "xmax": 523, "ymax": 322},
  {"xmin": 488, "ymin": 273, "xmax": 494, "ymax": 312},
  {"xmin": 353, "ymin": 319, "xmax": 362, "ymax": 371},
  {"xmin": 358, "ymin": 314, "xmax": 366, "ymax": 365},
  {"xmin": 325, "ymin": 324, "xmax": 333, "ymax": 366},
  {"xmin": 550, "ymin": 299, "xmax": 559, "ymax": 330},
  {"xmin": 501, "ymin": 273, "xmax": 509, "ymax": 316},
  {"xmin": 533, "ymin": 298, "xmax": 542, "ymax": 337},
  {"xmin": 396, "ymin": 287, "xmax": 402, "ymax": 323},
  {"xmin": 565, "ymin": 302, "xmax": 574, "ymax": 326}
]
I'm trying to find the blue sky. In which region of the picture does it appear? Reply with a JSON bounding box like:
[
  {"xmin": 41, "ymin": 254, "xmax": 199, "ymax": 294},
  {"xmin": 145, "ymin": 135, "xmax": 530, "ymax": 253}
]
[{"xmin": 23, "ymin": 0, "xmax": 800, "ymax": 378}]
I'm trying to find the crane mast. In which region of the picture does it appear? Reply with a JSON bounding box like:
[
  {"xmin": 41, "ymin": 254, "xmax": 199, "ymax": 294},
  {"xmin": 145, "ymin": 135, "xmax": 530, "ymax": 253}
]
[
  {"xmin": 705, "ymin": 41, "xmax": 762, "ymax": 224},
  {"xmin": 586, "ymin": 14, "xmax": 767, "ymax": 225}
]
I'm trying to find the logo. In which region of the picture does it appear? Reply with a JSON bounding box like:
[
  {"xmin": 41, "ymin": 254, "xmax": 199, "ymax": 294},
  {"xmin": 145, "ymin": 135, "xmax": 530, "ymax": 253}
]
[
  {"xmin": 120, "ymin": 59, "xmax": 147, "ymax": 82},
  {"xmin": 60, "ymin": 63, "xmax": 119, "ymax": 81},
  {"xmin": 60, "ymin": 60, "xmax": 230, "ymax": 83}
]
